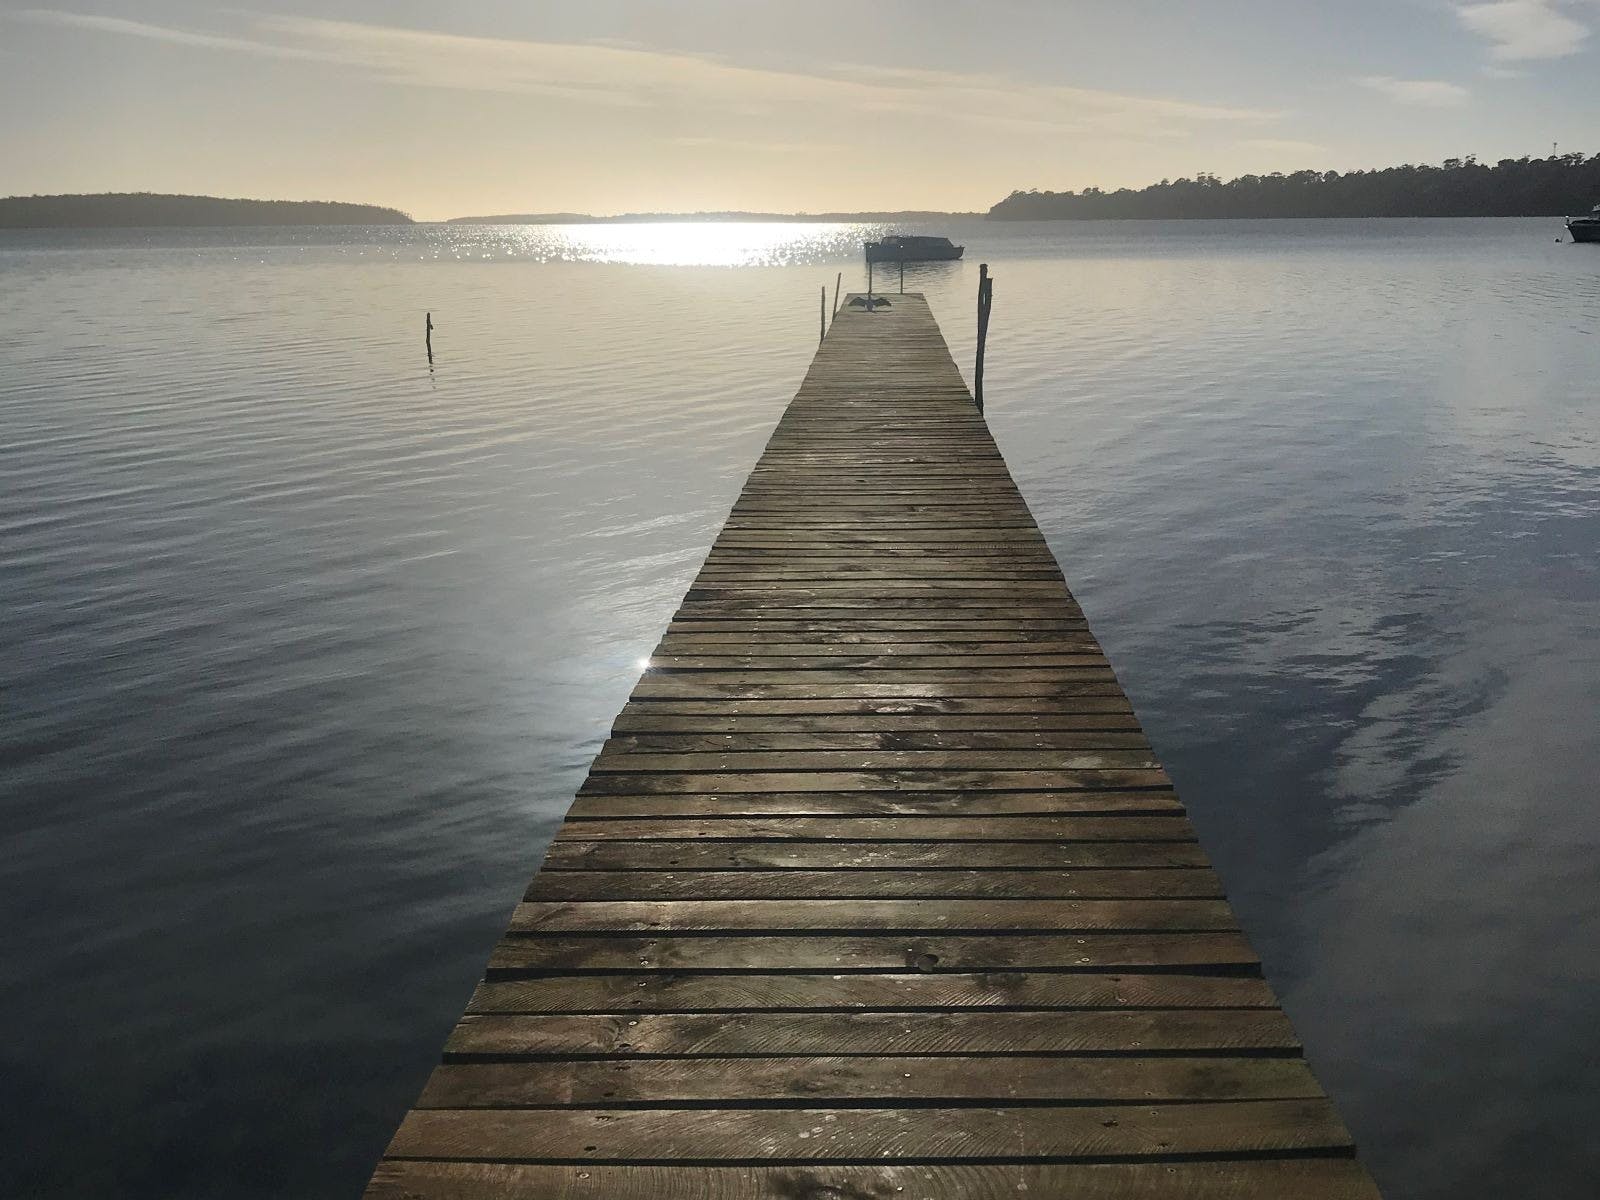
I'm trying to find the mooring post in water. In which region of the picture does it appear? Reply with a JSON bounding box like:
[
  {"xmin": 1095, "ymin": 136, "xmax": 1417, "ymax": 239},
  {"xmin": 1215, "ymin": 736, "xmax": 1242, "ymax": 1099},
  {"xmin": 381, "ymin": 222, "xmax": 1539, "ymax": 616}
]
[
  {"xmin": 975, "ymin": 264, "xmax": 993, "ymax": 414},
  {"xmin": 899, "ymin": 253, "xmax": 905, "ymax": 294},
  {"xmin": 833, "ymin": 271, "xmax": 842, "ymax": 316},
  {"xmin": 820, "ymin": 286, "xmax": 827, "ymax": 344},
  {"xmin": 425, "ymin": 311, "xmax": 434, "ymax": 366},
  {"xmin": 867, "ymin": 260, "xmax": 874, "ymax": 311}
]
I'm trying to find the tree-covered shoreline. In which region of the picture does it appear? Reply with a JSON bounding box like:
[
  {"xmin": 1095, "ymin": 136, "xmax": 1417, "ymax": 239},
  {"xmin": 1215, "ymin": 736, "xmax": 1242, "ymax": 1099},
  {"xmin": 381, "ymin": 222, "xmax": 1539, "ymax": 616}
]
[
  {"xmin": 989, "ymin": 154, "xmax": 1600, "ymax": 220},
  {"xmin": 0, "ymin": 193, "xmax": 412, "ymax": 228}
]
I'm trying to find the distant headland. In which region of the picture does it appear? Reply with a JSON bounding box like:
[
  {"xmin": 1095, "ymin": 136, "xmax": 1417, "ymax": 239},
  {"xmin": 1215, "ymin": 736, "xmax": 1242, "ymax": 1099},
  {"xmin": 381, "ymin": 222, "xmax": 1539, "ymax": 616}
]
[
  {"xmin": 444, "ymin": 210, "xmax": 981, "ymax": 225},
  {"xmin": 0, "ymin": 193, "xmax": 413, "ymax": 228},
  {"xmin": 989, "ymin": 153, "xmax": 1600, "ymax": 220}
]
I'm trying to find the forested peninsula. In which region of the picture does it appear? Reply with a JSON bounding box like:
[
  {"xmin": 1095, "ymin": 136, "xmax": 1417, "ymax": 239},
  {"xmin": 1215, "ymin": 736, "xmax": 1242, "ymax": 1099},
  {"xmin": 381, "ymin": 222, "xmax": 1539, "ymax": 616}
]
[
  {"xmin": 0, "ymin": 193, "xmax": 412, "ymax": 228},
  {"xmin": 989, "ymin": 154, "xmax": 1600, "ymax": 220}
]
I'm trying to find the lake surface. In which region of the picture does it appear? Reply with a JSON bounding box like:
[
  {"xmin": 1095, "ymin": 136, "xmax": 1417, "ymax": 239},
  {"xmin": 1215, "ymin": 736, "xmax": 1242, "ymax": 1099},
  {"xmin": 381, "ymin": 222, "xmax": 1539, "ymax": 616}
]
[{"xmin": 2, "ymin": 218, "xmax": 1598, "ymax": 1198}]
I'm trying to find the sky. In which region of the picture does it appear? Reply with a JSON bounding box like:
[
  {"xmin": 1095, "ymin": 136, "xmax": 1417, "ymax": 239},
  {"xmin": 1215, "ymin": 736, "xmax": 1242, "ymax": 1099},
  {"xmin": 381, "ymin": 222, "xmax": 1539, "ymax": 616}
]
[{"xmin": 1, "ymin": 1, "xmax": 1597, "ymax": 219}]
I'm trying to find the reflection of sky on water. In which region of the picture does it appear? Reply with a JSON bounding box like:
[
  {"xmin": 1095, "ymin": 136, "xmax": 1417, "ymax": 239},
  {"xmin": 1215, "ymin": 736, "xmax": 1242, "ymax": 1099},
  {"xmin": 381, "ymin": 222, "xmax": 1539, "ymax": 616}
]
[{"xmin": 1295, "ymin": 601, "xmax": 1600, "ymax": 1195}]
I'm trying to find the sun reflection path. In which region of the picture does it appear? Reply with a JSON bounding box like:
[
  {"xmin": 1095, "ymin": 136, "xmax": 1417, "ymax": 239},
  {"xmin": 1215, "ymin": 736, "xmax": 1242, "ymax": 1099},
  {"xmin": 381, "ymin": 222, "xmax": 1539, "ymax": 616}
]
[{"xmin": 429, "ymin": 221, "xmax": 883, "ymax": 267}]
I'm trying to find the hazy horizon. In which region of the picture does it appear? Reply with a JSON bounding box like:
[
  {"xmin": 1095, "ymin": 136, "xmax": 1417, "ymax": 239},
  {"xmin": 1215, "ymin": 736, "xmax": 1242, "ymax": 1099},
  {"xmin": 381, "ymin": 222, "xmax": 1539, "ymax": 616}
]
[{"xmin": 4, "ymin": 2, "xmax": 1599, "ymax": 221}]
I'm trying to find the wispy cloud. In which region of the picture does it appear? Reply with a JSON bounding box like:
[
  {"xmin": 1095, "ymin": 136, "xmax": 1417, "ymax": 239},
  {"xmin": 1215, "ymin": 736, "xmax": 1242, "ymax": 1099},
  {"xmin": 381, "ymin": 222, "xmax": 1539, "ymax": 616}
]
[
  {"xmin": 1455, "ymin": 1, "xmax": 1592, "ymax": 61},
  {"xmin": 11, "ymin": 10, "xmax": 1282, "ymax": 140},
  {"xmin": 12, "ymin": 10, "xmax": 325, "ymax": 61},
  {"xmin": 1356, "ymin": 76, "xmax": 1472, "ymax": 107}
]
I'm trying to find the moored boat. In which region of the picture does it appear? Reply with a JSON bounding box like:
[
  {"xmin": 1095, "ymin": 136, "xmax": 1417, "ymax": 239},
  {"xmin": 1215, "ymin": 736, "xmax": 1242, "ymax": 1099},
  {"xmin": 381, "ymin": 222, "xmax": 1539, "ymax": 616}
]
[
  {"xmin": 1568, "ymin": 205, "xmax": 1600, "ymax": 243},
  {"xmin": 864, "ymin": 234, "xmax": 964, "ymax": 262}
]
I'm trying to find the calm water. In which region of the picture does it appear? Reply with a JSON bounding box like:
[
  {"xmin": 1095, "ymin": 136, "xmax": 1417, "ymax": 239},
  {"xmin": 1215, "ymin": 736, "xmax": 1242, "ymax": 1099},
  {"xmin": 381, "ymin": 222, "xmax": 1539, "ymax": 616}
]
[{"xmin": 2, "ymin": 218, "xmax": 1598, "ymax": 1197}]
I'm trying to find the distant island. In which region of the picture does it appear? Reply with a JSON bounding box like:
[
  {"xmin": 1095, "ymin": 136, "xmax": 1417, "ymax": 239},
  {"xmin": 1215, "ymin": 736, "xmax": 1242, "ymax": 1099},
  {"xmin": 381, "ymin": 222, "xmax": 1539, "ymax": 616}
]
[
  {"xmin": 445, "ymin": 210, "xmax": 981, "ymax": 224},
  {"xmin": 990, "ymin": 153, "xmax": 1600, "ymax": 220},
  {"xmin": 0, "ymin": 193, "xmax": 413, "ymax": 228}
]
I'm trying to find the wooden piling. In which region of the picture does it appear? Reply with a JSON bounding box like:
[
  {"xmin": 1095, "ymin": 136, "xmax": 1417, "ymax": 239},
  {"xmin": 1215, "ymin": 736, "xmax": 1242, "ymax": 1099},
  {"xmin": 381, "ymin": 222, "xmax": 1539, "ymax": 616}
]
[
  {"xmin": 975, "ymin": 264, "xmax": 993, "ymax": 413},
  {"xmin": 363, "ymin": 294, "xmax": 1383, "ymax": 1200}
]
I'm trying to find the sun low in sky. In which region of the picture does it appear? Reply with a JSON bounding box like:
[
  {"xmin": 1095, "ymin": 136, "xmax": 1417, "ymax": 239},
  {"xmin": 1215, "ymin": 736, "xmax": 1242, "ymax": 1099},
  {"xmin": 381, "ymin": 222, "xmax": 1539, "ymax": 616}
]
[{"xmin": 3, "ymin": 1, "xmax": 1597, "ymax": 219}]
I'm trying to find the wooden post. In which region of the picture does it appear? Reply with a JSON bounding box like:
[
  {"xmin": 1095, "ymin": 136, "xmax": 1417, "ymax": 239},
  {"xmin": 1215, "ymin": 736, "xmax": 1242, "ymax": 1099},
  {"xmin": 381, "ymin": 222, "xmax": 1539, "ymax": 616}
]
[
  {"xmin": 832, "ymin": 272, "xmax": 841, "ymax": 316},
  {"xmin": 820, "ymin": 286, "xmax": 826, "ymax": 344},
  {"xmin": 899, "ymin": 253, "xmax": 905, "ymax": 294},
  {"xmin": 867, "ymin": 260, "xmax": 874, "ymax": 311},
  {"xmin": 974, "ymin": 265, "xmax": 993, "ymax": 414},
  {"xmin": 426, "ymin": 311, "xmax": 434, "ymax": 366}
]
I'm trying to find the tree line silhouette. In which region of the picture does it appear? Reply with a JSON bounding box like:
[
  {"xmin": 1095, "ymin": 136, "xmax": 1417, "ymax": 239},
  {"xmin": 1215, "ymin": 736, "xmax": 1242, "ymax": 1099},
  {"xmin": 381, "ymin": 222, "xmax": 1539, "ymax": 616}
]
[
  {"xmin": 989, "ymin": 154, "xmax": 1600, "ymax": 220},
  {"xmin": 0, "ymin": 193, "xmax": 412, "ymax": 228}
]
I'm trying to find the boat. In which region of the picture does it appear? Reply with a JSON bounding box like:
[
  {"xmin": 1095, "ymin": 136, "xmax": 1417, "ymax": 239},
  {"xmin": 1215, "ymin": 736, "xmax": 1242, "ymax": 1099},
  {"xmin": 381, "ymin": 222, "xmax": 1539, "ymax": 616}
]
[
  {"xmin": 1568, "ymin": 205, "xmax": 1600, "ymax": 243},
  {"xmin": 864, "ymin": 234, "xmax": 964, "ymax": 262}
]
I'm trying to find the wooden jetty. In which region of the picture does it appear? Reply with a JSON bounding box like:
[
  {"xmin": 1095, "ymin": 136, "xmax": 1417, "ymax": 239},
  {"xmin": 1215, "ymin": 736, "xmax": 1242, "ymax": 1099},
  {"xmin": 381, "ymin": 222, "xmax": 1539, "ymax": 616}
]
[{"xmin": 365, "ymin": 294, "xmax": 1382, "ymax": 1199}]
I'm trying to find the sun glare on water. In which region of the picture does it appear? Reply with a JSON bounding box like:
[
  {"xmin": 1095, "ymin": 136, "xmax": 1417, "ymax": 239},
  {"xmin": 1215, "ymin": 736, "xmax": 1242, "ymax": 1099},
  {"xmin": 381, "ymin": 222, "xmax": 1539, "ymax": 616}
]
[
  {"xmin": 437, "ymin": 221, "xmax": 876, "ymax": 267},
  {"xmin": 562, "ymin": 221, "xmax": 860, "ymax": 266}
]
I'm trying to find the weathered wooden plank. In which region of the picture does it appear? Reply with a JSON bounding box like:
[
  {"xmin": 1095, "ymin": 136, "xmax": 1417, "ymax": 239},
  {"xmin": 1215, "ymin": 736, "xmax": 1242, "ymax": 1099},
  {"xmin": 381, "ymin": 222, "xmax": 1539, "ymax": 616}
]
[
  {"xmin": 444, "ymin": 1010, "xmax": 1300, "ymax": 1058},
  {"xmin": 691, "ymin": 571, "xmax": 1068, "ymax": 585},
  {"xmin": 629, "ymin": 679, "xmax": 1127, "ymax": 701},
  {"xmin": 523, "ymin": 868, "xmax": 1222, "ymax": 901},
  {"xmin": 660, "ymin": 626, "xmax": 1093, "ymax": 639},
  {"xmin": 635, "ymin": 671, "xmax": 1119, "ymax": 687},
  {"xmin": 722, "ymin": 510, "xmax": 1043, "ymax": 522},
  {"xmin": 655, "ymin": 638, "xmax": 1102, "ymax": 653},
  {"xmin": 577, "ymin": 770, "xmax": 1174, "ymax": 796},
  {"xmin": 366, "ymin": 1160, "xmax": 1384, "ymax": 1200},
  {"xmin": 647, "ymin": 654, "xmax": 1107, "ymax": 670},
  {"xmin": 707, "ymin": 534, "xmax": 1056, "ymax": 550},
  {"xmin": 553, "ymin": 815, "xmax": 1197, "ymax": 841},
  {"xmin": 620, "ymin": 697, "xmax": 1138, "ymax": 717},
  {"xmin": 566, "ymin": 792, "xmax": 1183, "ymax": 819},
  {"xmin": 507, "ymin": 898, "xmax": 1239, "ymax": 934},
  {"xmin": 609, "ymin": 713, "xmax": 1143, "ymax": 734},
  {"xmin": 418, "ymin": 1054, "xmax": 1320, "ymax": 1107},
  {"xmin": 663, "ymin": 627, "xmax": 1094, "ymax": 640},
  {"xmin": 674, "ymin": 602, "xmax": 1088, "ymax": 617},
  {"xmin": 537, "ymin": 840, "xmax": 1213, "ymax": 871},
  {"xmin": 697, "ymin": 546, "xmax": 1057, "ymax": 557},
  {"xmin": 485, "ymin": 932, "xmax": 1260, "ymax": 974},
  {"xmin": 685, "ymin": 583, "xmax": 1071, "ymax": 598},
  {"xmin": 604, "ymin": 732, "xmax": 1151, "ymax": 752},
  {"xmin": 589, "ymin": 750, "xmax": 1157, "ymax": 772},
  {"xmin": 468, "ymin": 971, "xmax": 1272, "ymax": 1014},
  {"xmin": 385, "ymin": 1099, "xmax": 1349, "ymax": 1160},
  {"xmin": 720, "ymin": 512, "xmax": 1043, "ymax": 521},
  {"xmin": 691, "ymin": 570, "xmax": 1069, "ymax": 584},
  {"xmin": 658, "ymin": 633, "xmax": 1096, "ymax": 646},
  {"xmin": 718, "ymin": 514, "xmax": 1051, "ymax": 523},
  {"xmin": 696, "ymin": 563, "xmax": 1065, "ymax": 574},
  {"xmin": 696, "ymin": 556, "xmax": 1058, "ymax": 566}
]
